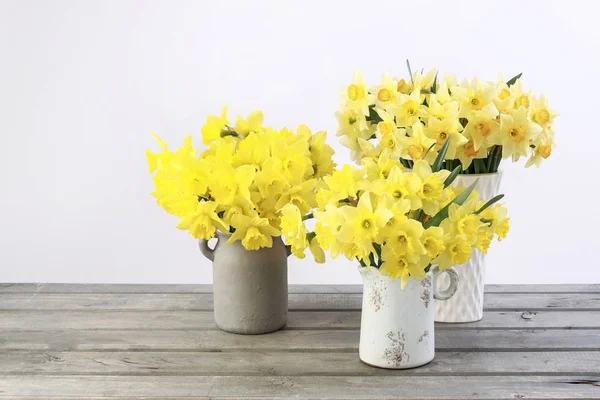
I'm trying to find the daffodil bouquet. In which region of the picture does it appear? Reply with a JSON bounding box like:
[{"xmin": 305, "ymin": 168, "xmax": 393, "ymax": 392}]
[
  {"xmin": 146, "ymin": 106, "xmax": 335, "ymax": 261},
  {"xmin": 336, "ymin": 64, "xmax": 558, "ymax": 174},
  {"xmin": 300, "ymin": 142, "xmax": 509, "ymax": 288}
]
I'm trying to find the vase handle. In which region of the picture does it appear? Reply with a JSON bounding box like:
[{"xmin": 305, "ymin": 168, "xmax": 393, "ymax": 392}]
[
  {"xmin": 432, "ymin": 266, "xmax": 459, "ymax": 301},
  {"xmin": 198, "ymin": 237, "xmax": 218, "ymax": 261}
]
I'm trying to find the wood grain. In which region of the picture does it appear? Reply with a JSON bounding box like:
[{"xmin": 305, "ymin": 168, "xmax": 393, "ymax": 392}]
[
  {"xmin": 2, "ymin": 310, "xmax": 599, "ymax": 330},
  {"xmin": 1, "ymin": 284, "xmax": 598, "ymax": 399},
  {"xmin": 2, "ymin": 283, "xmax": 598, "ymax": 294},
  {"xmin": 1, "ymin": 375, "xmax": 599, "ymax": 399},
  {"xmin": 1, "ymin": 351, "xmax": 599, "ymax": 376},
  {"xmin": 2, "ymin": 291, "xmax": 599, "ymax": 311},
  {"xmin": 1, "ymin": 329, "xmax": 599, "ymax": 351}
]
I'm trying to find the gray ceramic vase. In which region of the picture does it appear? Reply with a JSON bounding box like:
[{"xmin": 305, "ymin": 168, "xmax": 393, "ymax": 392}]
[{"xmin": 199, "ymin": 231, "xmax": 290, "ymax": 334}]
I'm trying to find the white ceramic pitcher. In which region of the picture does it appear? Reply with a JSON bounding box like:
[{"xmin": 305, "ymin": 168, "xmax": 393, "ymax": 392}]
[{"xmin": 359, "ymin": 266, "xmax": 459, "ymax": 369}]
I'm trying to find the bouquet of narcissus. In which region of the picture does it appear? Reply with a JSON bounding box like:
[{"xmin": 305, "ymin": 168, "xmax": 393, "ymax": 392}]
[
  {"xmin": 146, "ymin": 106, "xmax": 335, "ymax": 261},
  {"xmin": 303, "ymin": 142, "xmax": 509, "ymax": 288},
  {"xmin": 336, "ymin": 64, "xmax": 558, "ymax": 173}
]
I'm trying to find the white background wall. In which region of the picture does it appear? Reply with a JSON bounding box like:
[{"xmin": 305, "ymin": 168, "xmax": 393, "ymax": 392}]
[{"xmin": 1, "ymin": 0, "xmax": 598, "ymax": 284}]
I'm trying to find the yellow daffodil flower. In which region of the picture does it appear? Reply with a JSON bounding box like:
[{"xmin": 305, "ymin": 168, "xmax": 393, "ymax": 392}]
[
  {"xmin": 341, "ymin": 70, "xmax": 370, "ymax": 116},
  {"xmin": 309, "ymin": 237, "xmax": 326, "ymax": 264},
  {"xmin": 376, "ymin": 165, "xmax": 422, "ymax": 210},
  {"xmin": 148, "ymin": 107, "xmax": 337, "ymax": 251},
  {"xmin": 424, "ymin": 115, "xmax": 467, "ymax": 159},
  {"xmin": 398, "ymin": 122, "xmax": 437, "ymax": 164},
  {"xmin": 369, "ymin": 72, "xmax": 398, "ymax": 111},
  {"xmin": 176, "ymin": 201, "xmax": 229, "ymax": 240},
  {"xmin": 308, "ymin": 130, "xmax": 336, "ymax": 178},
  {"xmin": 338, "ymin": 192, "xmax": 393, "ymax": 255},
  {"xmin": 275, "ymin": 180, "xmax": 317, "ymax": 216},
  {"xmin": 451, "ymin": 77, "xmax": 499, "ymax": 119},
  {"xmin": 227, "ymin": 213, "xmax": 281, "ymax": 250},
  {"xmin": 455, "ymin": 140, "xmax": 487, "ymax": 170},
  {"xmin": 530, "ymin": 94, "xmax": 559, "ymax": 129},
  {"xmin": 434, "ymin": 234, "xmax": 472, "ymax": 270},
  {"xmin": 380, "ymin": 246, "xmax": 428, "ymax": 289},
  {"xmin": 421, "ymin": 227, "xmax": 445, "ymax": 259},
  {"xmin": 234, "ymin": 110, "xmax": 264, "ymax": 138},
  {"xmin": 209, "ymin": 163, "xmax": 256, "ymax": 206},
  {"xmin": 412, "ymin": 160, "xmax": 450, "ymax": 215},
  {"xmin": 392, "ymin": 90, "xmax": 423, "ymax": 127},
  {"xmin": 323, "ymin": 164, "xmax": 364, "ymax": 201},
  {"xmin": 279, "ymin": 204, "xmax": 308, "ymax": 258},
  {"xmin": 492, "ymin": 107, "xmax": 543, "ymax": 160},
  {"xmin": 201, "ymin": 105, "xmax": 230, "ymax": 145}
]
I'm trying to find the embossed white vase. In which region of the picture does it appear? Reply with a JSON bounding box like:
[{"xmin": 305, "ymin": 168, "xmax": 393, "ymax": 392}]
[
  {"xmin": 359, "ymin": 266, "xmax": 459, "ymax": 369},
  {"xmin": 434, "ymin": 172, "xmax": 502, "ymax": 323}
]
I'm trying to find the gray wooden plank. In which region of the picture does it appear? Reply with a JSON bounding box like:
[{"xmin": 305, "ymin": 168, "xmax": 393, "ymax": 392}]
[
  {"xmin": 0, "ymin": 283, "xmax": 362, "ymax": 294},
  {"xmin": 2, "ymin": 283, "xmax": 598, "ymax": 294},
  {"xmin": 0, "ymin": 375, "xmax": 599, "ymax": 399},
  {"xmin": 2, "ymin": 310, "xmax": 600, "ymax": 330},
  {"xmin": 1, "ymin": 292, "xmax": 599, "ymax": 311},
  {"xmin": 0, "ymin": 293, "xmax": 357, "ymax": 311},
  {"xmin": 1, "ymin": 351, "xmax": 598, "ymax": 376},
  {"xmin": 1, "ymin": 329, "xmax": 598, "ymax": 352}
]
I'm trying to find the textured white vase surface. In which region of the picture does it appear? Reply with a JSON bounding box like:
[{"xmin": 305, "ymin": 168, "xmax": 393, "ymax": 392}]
[{"xmin": 434, "ymin": 172, "xmax": 502, "ymax": 323}]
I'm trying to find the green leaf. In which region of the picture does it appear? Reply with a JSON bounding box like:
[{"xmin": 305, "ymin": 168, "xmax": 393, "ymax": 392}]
[
  {"xmin": 432, "ymin": 137, "xmax": 450, "ymax": 172},
  {"xmin": 422, "ymin": 142, "xmax": 436, "ymax": 160},
  {"xmin": 474, "ymin": 159, "xmax": 488, "ymax": 174},
  {"xmin": 368, "ymin": 252, "xmax": 377, "ymax": 268},
  {"xmin": 424, "ymin": 179, "xmax": 478, "ymax": 228},
  {"xmin": 372, "ymin": 242, "xmax": 382, "ymax": 258},
  {"xmin": 412, "ymin": 209, "xmax": 423, "ymax": 222},
  {"xmin": 372, "ymin": 243, "xmax": 382, "ymax": 266},
  {"xmin": 431, "ymin": 71, "xmax": 438, "ymax": 94},
  {"xmin": 365, "ymin": 105, "xmax": 383, "ymax": 124},
  {"xmin": 302, "ymin": 213, "xmax": 314, "ymax": 221},
  {"xmin": 506, "ymin": 73, "xmax": 522, "ymax": 87},
  {"xmin": 475, "ymin": 194, "xmax": 505, "ymax": 215},
  {"xmin": 220, "ymin": 130, "xmax": 239, "ymax": 138},
  {"xmin": 492, "ymin": 146, "xmax": 503, "ymax": 172},
  {"xmin": 486, "ymin": 147, "xmax": 496, "ymax": 172},
  {"xmin": 406, "ymin": 59, "xmax": 414, "ymax": 82},
  {"xmin": 443, "ymin": 165, "xmax": 462, "ymax": 188},
  {"xmin": 357, "ymin": 257, "xmax": 367, "ymax": 267}
]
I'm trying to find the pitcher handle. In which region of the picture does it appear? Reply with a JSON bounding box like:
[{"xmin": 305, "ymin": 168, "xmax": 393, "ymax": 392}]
[
  {"xmin": 198, "ymin": 237, "xmax": 218, "ymax": 261},
  {"xmin": 432, "ymin": 266, "xmax": 459, "ymax": 301}
]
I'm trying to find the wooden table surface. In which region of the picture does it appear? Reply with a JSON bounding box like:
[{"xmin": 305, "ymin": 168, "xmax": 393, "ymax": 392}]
[{"xmin": 0, "ymin": 283, "xmax": 599, "ymax": 399}]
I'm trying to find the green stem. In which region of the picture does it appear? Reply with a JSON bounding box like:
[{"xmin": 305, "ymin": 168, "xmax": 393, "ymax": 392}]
[
  {"xmin": 368, "ymin": 253, "xmax": 377, "ymax": 268},
  {"xmin": 302, "ymin": 213, "xmax": 314, "ymax": 221},
  {"xmin": 220, "ymin": 130, "xmax": 239, "ymax": 138},
  {"xmin": 492, "ymin": 146, "xmax": 503, "ymax": 173}
]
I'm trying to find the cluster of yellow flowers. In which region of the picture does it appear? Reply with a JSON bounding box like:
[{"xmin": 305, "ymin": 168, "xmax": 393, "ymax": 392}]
[
  {"xmin": 294, "ymin": 156, "xmax": 510, "ymax": 288},
  {"xmin": 336, "ymin": 69, "xmax": 558, "ymax": 173},
  {"xmin": 146, "ymin": 106, "xmax": 335, "ymax": 259},
  {"xmin": 147, "ymin": 101, "xmax": 511, "ymax": 287}
]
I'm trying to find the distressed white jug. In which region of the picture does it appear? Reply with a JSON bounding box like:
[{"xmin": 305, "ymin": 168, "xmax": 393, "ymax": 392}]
[
  {"xmin": 435, "ymin": 172, "xmax": 502, "ymax": 323},
  {"xmin": 199, "ymin": 231, "xmax": 290, "ymax": 335},
  {"xmin": 359, "ymin": 266, "xmax": 459, "ymax": 369}
]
